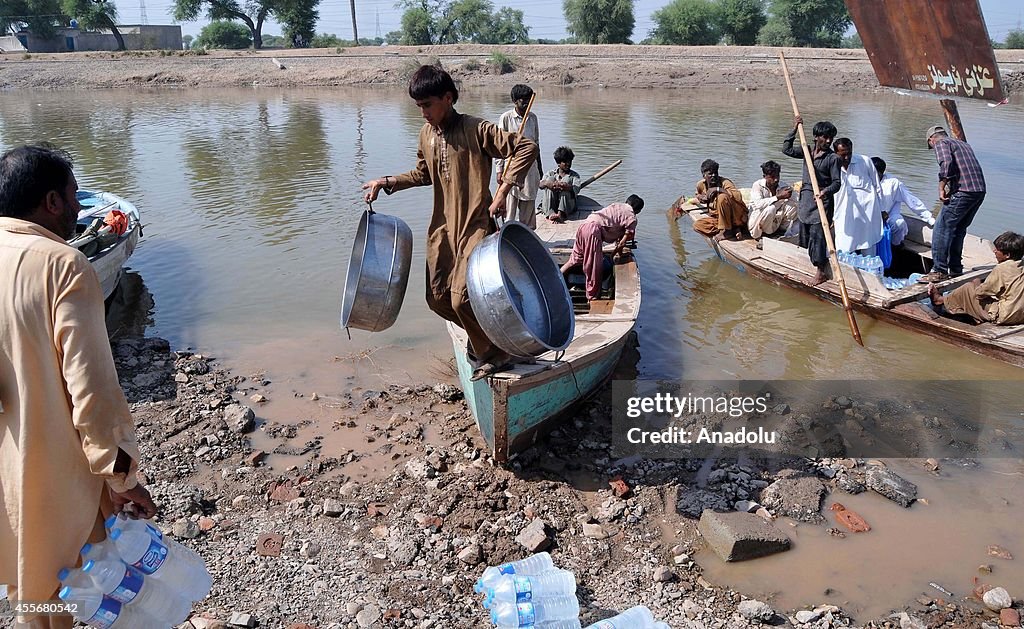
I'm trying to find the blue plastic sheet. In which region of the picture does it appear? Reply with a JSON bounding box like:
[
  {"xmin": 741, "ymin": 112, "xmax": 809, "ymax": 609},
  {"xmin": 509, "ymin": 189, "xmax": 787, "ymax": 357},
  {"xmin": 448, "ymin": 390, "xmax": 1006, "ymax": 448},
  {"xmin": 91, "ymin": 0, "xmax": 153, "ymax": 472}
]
[{"xmin": 876, "ymin": 225, "xmax": 893, "ymax": 270}]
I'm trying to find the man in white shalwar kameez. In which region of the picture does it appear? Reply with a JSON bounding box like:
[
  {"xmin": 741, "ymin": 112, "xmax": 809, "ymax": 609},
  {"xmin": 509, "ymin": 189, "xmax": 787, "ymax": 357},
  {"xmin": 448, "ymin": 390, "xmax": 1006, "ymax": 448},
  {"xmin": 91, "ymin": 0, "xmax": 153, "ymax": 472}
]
[
  {"xmin": 871, "ymin": 156, "xmax": 935, "ymax": 245},
  {"xmin": 832, "ymin": 137, "xmax": 883, "ymax": 253},
  {"xmin": 495, "ymin": 84, "xmax": 542, "ymax": 228},
  {"xmin": 747, "ymin": 160, "xmax": 798, "ymax": 239}
]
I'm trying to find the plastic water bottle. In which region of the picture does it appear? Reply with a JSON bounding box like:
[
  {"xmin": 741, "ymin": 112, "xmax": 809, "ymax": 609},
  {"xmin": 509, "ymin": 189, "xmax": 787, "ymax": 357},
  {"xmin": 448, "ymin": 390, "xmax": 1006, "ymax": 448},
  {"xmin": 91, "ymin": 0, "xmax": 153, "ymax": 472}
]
[
  {"xmin": 83, "ymin": 559, "xmax": 190, "ymax": 625},
  {"xmin": 870, "ymin": 256, "xmax": 884, "ymax": 277},
  {"xmin": 108, "ymin": 526, "xmax": 206, "ymax": 602},
  {"xmin": 485, "ymin": 570, "xmax": 577, "ymax": 608},
  {"xmin": 58, "ymin": 586, "xmax": 145, "ymax": 628},
  {"xmin": 491, "ymin": 595, "xmax": 580, "ymax": 628},
  {"xmin": 81, "ymin": 540, "xmax": 119, "ymax": 564},
  {"xmin": 526, "ymin": 620, "xmax": 582, "ymax": 629},
  {"xmin": 584, "ymin": 606, "xmax": 656, "ymax": 628},
  {"xmin": 57, "ymin": 566, "xmax": 93, "ymax": 590},
  {"xmin": 107, "ymin": 517, "xmax": 211, "ymax": 599},
  {"xmin": 475, "ymin": 552, "xmax": 555, "ymax": 593}
]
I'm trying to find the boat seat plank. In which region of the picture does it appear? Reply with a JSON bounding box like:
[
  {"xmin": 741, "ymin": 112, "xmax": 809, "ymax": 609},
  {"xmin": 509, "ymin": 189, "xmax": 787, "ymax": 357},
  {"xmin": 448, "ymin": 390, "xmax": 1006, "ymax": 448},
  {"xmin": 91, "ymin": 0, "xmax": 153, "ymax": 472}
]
[{"xmin": 882, "ymin": 266, "xmax": 994, "ymax": 308}]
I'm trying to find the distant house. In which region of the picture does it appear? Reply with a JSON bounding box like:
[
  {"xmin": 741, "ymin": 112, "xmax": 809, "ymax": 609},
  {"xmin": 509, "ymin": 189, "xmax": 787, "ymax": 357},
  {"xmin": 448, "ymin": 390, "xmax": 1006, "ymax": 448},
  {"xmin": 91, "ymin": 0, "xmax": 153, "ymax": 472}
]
[{"xmin": 0, "ymin": 24, "xmax": 182, "ymax": 52}]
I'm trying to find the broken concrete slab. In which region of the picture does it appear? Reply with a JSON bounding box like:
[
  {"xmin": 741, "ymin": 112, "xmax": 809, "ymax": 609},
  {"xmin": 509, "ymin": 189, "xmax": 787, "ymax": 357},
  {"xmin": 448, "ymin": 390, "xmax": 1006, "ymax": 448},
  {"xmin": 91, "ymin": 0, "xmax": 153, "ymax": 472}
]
[
  {"xmin": 867, "ymin": 467, "xmax": 917, "ymax": 507},
  {"xmin": 760, "ymin": 475, "xmax": 827, "ymax": 523},
  {"xmin": 697, "ymin": 510, "xmax": 791, "ymax": 562}
]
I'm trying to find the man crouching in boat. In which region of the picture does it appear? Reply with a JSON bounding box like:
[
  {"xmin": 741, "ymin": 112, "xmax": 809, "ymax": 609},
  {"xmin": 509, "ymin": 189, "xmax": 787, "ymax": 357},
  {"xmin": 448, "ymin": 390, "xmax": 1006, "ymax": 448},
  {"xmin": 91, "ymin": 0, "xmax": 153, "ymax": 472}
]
[
  {"xmin": 361, "ymin": 65, "xmax": 539, "ymax": 382},
  {"xmin": 560, "ymin": 195, "xmax": 644, "ymax": 301},
  {"xmin": 693, "ymin": 159, "xmax": 748, "ymax": 242},
  {"xmin": 928, "ymin": 231, "xmax": 1024, "ymax": 326}
]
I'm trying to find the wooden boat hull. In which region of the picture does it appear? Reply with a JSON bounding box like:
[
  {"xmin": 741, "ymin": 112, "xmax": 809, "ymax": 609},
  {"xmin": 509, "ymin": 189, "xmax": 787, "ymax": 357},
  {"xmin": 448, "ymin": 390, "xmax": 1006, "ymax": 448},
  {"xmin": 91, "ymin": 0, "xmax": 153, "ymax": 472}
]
[
  {"xmin": 448, "ymin": 196, "xmax": 641, "ymax": 462},
  {"xmin": 680, "ymin": 196, "xmax": 1024, "ymax": 368}
]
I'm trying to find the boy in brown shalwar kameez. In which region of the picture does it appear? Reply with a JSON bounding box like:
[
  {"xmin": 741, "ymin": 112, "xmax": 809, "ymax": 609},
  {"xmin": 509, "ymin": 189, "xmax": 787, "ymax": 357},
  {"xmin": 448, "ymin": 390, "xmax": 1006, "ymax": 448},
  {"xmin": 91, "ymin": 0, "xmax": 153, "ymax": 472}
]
[{"xmin": 362, "ymin": 66, "xmax": 539, "ymax": 381}]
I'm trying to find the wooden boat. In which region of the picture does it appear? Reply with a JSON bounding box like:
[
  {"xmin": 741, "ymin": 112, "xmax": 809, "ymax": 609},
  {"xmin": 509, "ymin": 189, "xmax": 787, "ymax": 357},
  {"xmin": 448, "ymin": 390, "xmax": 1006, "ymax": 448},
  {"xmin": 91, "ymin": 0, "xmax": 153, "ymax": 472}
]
[
  {"xmin": 677, "ymin": 192, "xmax": 1024, "ymax": 367},
  {"xmin": 447, "ymin": 196, "xmax": 640, "ymax": 462},
  {"xmin": 70, "ymin": 190, "xmax": 142, "ymax": 301}
]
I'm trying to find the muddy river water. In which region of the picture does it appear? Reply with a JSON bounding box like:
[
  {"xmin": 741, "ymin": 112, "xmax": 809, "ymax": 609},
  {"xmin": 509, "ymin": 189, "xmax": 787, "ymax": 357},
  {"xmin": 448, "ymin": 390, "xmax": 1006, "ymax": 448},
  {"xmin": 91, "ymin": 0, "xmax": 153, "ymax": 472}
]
[{"xmin": 2, "ymin": 86, "xmax": 1022, "ymax": 620}]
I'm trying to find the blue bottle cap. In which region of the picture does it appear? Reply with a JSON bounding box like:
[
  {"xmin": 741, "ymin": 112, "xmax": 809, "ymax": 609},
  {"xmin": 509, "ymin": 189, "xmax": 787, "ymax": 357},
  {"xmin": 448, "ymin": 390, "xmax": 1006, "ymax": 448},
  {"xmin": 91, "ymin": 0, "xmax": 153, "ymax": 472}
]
[
  {"xmin": 80, "ymin": 543, "xmax": 93, "ymax": 556},
  {"xmin": 82, "ymin": 560, "xmax": 95, "ymax": 573},
  {"xmin": 109, "ymin": 528, "xmax": 122, "ymax": 541},
  {"xmin": 57, "ymin": 568, "xmax": 70, "ymax": 581},
  {"xmin": 58, "ymin": 586, "xmax": 71, "ymax": 600},
  {"xmin": 104, "ymin": 515, "xmax": 117, "ymax": 530}
]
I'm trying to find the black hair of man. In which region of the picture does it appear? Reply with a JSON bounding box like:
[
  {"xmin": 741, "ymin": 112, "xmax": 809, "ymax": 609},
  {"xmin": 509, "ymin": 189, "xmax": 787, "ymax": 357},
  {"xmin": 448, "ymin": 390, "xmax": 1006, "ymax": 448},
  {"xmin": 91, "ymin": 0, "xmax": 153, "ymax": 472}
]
[
  {"xmin": 0, "ymin": 144, "xmax": 74, "ymax": 219},
  {"xmin": 760, "ymin": 160, "xmax": 781, "ymax": 176},
  {"xmin": 994, "ymin": 231, "xmax": 1024, "ymax": 261},
  {"xmin": 871, "ymin": 156, "xmax": 886, "ymax": 176},
  {"xmin": 833, "ymin": 137, "xmax": 853, "ymax": 151},
  {"xmin": 553, "ymin": 146, "xmax": 574, "ymax": 163},
  {"xmin": 408, "ymin": 64, "xmax": 459, "ymax": 104},
  {"xmin": 700, "ymin": 159, "xmax": 719, "ymax": 175},
  {"xmin": 626, "ymin": 194, "xmax": 644, "ymax": 214},
  {"xmin": 510, "ymin": 84, "xmax": 533, "ymax": 103},
  {"xmin": 812, "ymin": 121, "xmax": 838, "ymax": 140}
]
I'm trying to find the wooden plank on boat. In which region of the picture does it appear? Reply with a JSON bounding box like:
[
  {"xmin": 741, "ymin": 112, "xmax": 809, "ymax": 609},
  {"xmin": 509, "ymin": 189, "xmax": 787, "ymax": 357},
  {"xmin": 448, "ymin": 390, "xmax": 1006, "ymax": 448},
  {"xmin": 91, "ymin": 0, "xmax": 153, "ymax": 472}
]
[
  {"xmin": 589, "ymin": 300, "xmax": 614, "ymax": 314},
  {"xmin": 882, "ymin": 266, "xmax": 993, "ymax": 308}
]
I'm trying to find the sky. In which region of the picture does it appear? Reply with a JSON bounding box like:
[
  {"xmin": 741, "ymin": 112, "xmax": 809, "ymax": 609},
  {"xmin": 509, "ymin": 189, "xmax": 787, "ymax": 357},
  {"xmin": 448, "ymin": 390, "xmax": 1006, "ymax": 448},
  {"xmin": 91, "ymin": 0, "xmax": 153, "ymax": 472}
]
[{"xmin": 113, "ymin": 0, "xmax": 1024, "ymax": 44}]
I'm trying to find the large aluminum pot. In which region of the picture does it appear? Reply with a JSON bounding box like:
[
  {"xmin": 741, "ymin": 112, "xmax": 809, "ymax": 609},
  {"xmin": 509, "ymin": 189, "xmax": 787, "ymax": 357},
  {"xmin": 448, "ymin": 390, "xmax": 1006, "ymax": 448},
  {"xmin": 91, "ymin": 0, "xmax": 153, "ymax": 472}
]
[
  {"xmin": 340, "ymin": 208, "xmax": 413, "ymax": 332},
  {"xmin": 467, "ymin": 221, "xmax": 574, "ymax": 357}
]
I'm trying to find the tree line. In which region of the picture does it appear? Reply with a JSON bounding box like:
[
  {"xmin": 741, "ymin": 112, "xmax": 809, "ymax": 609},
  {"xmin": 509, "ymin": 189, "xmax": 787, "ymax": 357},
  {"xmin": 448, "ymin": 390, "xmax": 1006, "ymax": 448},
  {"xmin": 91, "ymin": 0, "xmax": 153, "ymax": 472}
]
[{"xmin": 6, "ymin": 0, "xmax": 1024, "ymax": 52}]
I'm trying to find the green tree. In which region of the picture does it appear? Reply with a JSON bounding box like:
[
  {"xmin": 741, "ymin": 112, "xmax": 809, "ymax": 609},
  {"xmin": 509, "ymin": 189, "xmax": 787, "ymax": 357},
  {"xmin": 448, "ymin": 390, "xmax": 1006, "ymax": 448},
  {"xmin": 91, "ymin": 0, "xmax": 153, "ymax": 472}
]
[
  {"xmin": 310, "ymin": 32, "xmax": 342, "ymax": 47},
  {"xmin": 279, "ymin": 0, "xmax": 317, "ymax": 47},
  {"xmin": 395, "ymin": 0, "xmax": 527, "ymax": 44},
  {"xmin": 61, "ymin": 0, "xmax": 125, "ymax": 49},
  {"xmin": 261, "ymin": 33, "xmax": 287, "ymax": 46},
  {"xmin": 650, "ymin": 0, "xmax": 720, "ymax": 45},
  {"xmin": 172, "ymin": 0, "xmax": 319, "ymax": 49},
  {"xmin": 1, "ymin": 0, "xmax": 64, "ymax": 39},
  {"xmin": 194, "ymin": 19, "xmax": 252, "ymax": 48},
  {"xmin": 480, "ymin": 6, "xmax": 528, "ymax": 43},
  {"xmin": 717, "ymin": 0, "xmax": 764, "ymax": 45},
  {"xmin": 840, "ymin": 31, "xmax": 862, "ymax": 48},
  {"xmin": 1006, "ymin": 28, "xmax": 1024, "ymax": 49},
  {"xmin": 563, "ymin": 0, "xmax": 635, "ymax": 44},
  {"xmin": 182, "ymin": 33, "xmax": 194, "ymax": 48},
  {"xmin": 759, "ymin": 0, "xmax": 849, "ymax": 48}
]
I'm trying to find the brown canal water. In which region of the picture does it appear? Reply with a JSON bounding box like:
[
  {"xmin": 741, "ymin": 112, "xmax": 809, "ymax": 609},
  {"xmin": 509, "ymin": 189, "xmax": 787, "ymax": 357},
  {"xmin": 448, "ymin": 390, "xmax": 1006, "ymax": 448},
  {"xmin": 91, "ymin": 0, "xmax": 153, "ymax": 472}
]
[{"xmin": 3, "ymin": 87, "xmax": 1022, "ymax": 620}]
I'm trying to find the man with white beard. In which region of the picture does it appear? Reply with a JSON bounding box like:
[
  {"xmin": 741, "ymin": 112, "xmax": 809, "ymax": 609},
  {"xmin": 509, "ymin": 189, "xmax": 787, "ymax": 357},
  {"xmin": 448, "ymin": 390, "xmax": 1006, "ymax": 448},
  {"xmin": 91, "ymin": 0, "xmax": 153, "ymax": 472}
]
[{"xmin": 832, "ymin": 137, "xmax": 883, "ymax": 254}]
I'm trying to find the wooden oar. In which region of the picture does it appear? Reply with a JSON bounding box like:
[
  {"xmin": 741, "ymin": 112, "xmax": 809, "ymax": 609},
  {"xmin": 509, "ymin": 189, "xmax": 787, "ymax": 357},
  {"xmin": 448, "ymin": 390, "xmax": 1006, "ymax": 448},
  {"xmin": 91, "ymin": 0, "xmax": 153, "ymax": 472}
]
[
  {"xmin": 580, "ymin": 159, "xmax": 622, "ymax": 190},
  {"xmin": 779, "ymin": 51, "xmax": 864, "ymax": 347}
]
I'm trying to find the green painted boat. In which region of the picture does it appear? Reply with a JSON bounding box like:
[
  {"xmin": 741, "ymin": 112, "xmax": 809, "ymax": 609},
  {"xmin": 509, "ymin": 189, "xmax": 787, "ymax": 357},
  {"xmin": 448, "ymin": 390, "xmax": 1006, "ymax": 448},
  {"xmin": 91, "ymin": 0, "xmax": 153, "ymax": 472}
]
[{"xmin": 447, "ymin": 196, "xmax": 641, "ymax": 462}]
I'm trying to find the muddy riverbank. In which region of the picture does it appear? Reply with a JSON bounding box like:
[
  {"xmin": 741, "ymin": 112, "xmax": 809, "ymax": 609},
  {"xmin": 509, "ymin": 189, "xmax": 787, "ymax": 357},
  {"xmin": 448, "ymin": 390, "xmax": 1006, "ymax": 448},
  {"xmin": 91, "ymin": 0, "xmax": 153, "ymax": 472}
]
[
  {"xmin": 2, "ymin": 44, "xmax": 1022, "ymax": 93},
  {"xmin": 68, "ymin": 331, "xmax": 1020, "ymax": 629}
]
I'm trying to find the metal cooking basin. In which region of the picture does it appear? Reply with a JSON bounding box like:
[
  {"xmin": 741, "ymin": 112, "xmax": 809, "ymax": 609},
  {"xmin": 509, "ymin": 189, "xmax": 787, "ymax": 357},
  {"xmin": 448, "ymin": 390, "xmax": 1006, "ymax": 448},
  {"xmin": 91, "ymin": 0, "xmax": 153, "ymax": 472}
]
[
  {"xmin": 467, "ymin": 221, "xmax": 574, "ymax": 357},
  {"xmin": 340, "ymin": 208, "xmax": 413, "ymax": 332}
]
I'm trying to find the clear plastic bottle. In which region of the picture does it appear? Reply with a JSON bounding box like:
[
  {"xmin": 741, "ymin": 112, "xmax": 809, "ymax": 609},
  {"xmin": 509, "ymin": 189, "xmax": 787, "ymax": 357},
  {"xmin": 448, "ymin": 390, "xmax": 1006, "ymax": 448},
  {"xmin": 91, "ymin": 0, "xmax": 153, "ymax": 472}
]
[
  {"xmin": 107, "ymin": 516, "xmax": 210, "ymax": 593},
  {"xmin": 491, "ymin": 595, "xmax": 580, "ymax": 628},
  {"xmin": 81, "ymin": 540, "xmax": 119, "ymax": 564},
  {"xmin": 57, "ymin": 586, "xmax": 146, "ymax": 628},
  {"xmin": 108, "ymin": 526, "xmax": 206, "ymax": 602},
  {"xmin": 57, "ymin": 566, "xmax": 93, "ymax": 589},
  {"xmin": 485, "ymin": 570, "xmax": 577, "ymax": 608},
  {"xmin": 475, "ymin": 552, "xmax": 555, "ymax": 593},
  {"xmin": 527, "ymin": 620, "xmax": 583, "ymax": 629},
  {"xmin": 584, "ymin": 606, "xmax": 656, "ymax": 628},
  {"xmin": 83, "ymin": 559, "xmax": 190, "ymax": 625}
]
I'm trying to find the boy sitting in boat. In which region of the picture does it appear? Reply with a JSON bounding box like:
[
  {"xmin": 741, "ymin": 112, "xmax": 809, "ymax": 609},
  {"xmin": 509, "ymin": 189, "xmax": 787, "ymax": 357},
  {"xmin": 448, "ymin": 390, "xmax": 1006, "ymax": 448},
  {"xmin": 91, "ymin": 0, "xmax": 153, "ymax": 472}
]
[
  {"xmin": 747, "ymin": 159, "xmax": 797, "ymax": 241},
  {"xmin": 693, "ymin": 159, "xmax": 748, "ymax": 242},
  {"xmin": 928, "ymin": 231, "xmax": 1024, "ymax": 326},
  {"xmin": 540, "ymin": 146, "xmax": 582, "ymax": 223},
  {"xmin": 560, "ymin": 195, "xmax": 644, "ymax": 301}
]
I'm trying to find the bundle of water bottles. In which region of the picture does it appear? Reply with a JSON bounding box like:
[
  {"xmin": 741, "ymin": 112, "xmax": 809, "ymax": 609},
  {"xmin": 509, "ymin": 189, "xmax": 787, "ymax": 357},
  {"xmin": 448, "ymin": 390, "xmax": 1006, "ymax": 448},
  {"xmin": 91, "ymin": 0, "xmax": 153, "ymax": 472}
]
[
  {"xmin": 837, "ymin": 251, "xmax": 924, "ymax": 290},
  {"xmin": 474, "ymin": 552, "xmax": 669, "ymax": 628},
  {"xmin": 56, "ymin": 515, "xmax": 212, "ymax": 628}
]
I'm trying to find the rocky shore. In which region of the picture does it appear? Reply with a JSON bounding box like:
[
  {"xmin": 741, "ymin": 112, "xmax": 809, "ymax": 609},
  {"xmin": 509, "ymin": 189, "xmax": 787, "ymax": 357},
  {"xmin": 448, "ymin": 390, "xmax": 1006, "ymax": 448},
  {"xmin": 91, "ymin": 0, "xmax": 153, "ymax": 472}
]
[
  {"xmin": 83, "ymin": 333, "xmax": 1022, "ymax": 629},
  {"xmin": 1, "ymin": 44, "xmax": 1021, "ymax": 93}
]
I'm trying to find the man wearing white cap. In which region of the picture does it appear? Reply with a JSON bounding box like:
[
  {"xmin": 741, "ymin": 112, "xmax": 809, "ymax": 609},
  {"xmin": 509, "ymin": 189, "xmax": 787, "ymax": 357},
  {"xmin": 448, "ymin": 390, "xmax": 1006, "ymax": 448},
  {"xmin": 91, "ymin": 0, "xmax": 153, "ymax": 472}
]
[{"xmin": 921, "ymin": 125, "xmax": 986, "ymax": 282}]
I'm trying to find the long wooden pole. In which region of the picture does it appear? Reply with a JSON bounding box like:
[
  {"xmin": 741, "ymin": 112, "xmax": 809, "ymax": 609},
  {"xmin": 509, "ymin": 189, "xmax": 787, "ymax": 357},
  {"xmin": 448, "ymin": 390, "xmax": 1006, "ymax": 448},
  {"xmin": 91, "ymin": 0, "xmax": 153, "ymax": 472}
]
[
  {"xmin": 580, "ymin": 159, "xmax": 622, "ymax": 189},
  {"xmin": 779, "ymin": 51, "xmax": 864, "ymax": 347},
  {"xmin": 939, "ymin": 99, "xmax": 967, "ymax": 141}
]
